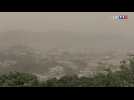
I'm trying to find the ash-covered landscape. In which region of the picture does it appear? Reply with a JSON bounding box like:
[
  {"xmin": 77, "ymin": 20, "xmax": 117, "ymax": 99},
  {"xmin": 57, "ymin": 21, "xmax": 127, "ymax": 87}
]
[{"xmin": 0, "ymin": 12, "xmax": 134, "ymax": 87}]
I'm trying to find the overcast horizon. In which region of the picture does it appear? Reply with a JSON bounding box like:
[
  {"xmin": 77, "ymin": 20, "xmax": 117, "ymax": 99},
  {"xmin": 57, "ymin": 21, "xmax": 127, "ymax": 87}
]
[{"xmin": 0, "ymin": 12, "xmax": 134, "ymax": 53}]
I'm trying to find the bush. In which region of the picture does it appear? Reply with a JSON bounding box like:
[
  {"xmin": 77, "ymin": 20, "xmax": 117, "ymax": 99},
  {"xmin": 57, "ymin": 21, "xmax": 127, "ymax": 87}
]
[
  {"xmin": 1, "ymin": 56, "xmax": 134, "ymax": 87},
  {"xmin": 0, "ymin": 71, "xmax": 39, "ymax": 87}
]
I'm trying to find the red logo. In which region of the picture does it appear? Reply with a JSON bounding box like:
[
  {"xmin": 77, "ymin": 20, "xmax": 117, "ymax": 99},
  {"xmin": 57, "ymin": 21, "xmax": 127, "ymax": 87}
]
[{"xmin": 124, "ymin": 15, "xmax": 128, "ymax": 19}]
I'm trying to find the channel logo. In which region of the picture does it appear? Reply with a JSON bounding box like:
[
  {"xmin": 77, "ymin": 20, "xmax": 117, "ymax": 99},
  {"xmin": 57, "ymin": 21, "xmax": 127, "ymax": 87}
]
[{"xmin": 113, "ymin": 15, "xmax": 128, "ymax": 22}]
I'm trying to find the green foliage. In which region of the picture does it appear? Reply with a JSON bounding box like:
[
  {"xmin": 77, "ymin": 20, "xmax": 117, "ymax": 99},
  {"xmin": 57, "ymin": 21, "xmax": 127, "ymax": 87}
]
[
  {"xmin": 0, "ymin": 71, "xmax": 38, "ymax": 87},
  {"xmin": 41, "ymin": 56, "xmax": 134, "ymax": 87},
  {"xmin": 1, "ymin": 56, "xmax": 134, "ymax": 87}
]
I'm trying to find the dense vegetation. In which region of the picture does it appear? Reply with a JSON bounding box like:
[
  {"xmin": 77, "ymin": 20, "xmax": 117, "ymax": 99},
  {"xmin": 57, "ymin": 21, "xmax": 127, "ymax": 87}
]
[{"xmin": 0, "ymin": 56, "xmax": 134, "ymax": 87}]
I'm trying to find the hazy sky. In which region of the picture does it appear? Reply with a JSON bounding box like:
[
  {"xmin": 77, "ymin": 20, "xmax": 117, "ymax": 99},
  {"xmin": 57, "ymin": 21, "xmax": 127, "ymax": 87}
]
[
  {"xmin": 0, "ymin": 12, "xmax": 133, "ymax": 32},
  {"xmin": 0, "ymin": 12, "xmax": 134, "ymax": 51}
]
